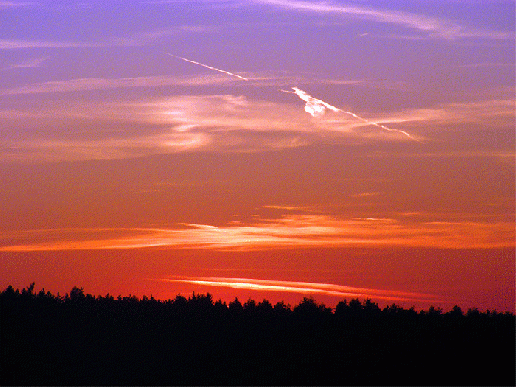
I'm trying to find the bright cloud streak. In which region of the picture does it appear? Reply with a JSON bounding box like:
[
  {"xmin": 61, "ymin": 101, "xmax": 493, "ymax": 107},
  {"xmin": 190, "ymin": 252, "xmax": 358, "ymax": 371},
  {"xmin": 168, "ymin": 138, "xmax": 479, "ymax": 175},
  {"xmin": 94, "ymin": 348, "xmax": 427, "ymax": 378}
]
[{"xmin": 159, "ymin": 276, "xmax": 442, "ymax": 302}]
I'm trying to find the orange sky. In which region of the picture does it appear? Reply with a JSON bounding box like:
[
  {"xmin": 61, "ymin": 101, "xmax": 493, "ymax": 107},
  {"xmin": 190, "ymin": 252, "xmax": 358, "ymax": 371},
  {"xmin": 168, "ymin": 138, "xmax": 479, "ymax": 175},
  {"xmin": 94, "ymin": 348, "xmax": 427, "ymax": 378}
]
[
  {"xmin": 0, "ymin": 0, "xmax": 514, "ymax": 312},
  {"xmin": 1, "ymin": 246, "xmax": 514, "ymax": 312}
]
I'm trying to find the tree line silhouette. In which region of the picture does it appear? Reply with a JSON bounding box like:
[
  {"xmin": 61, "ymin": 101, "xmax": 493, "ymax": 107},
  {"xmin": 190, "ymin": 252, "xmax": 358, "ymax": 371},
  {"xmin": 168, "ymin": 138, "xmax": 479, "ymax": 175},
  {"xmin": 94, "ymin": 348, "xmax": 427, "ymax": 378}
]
[{"xmin": 1, "ymin": 283, "xmax": 514, "ymax": 385}]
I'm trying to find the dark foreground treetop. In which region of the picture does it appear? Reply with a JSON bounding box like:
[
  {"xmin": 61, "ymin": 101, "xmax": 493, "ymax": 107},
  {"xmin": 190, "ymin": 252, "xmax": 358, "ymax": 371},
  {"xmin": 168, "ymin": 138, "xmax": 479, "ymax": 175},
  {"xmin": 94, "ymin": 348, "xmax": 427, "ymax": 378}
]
[{"xmin": 1, "ymin": 284, "xmax": 514, "ymax": 385}]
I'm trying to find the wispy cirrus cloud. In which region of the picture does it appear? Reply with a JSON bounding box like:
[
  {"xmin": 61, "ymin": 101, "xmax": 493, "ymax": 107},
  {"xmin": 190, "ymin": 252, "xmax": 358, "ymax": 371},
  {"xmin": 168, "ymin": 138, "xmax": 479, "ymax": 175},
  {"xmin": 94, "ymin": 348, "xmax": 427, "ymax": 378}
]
[
  {"xmin": 255, "ymin": 0, "xmax": 513, "ymax": 40},
  {"xmin": 148, "ymin": 93, "xmax": 424, "ymax": 143},
  {"xmin": 377, "ymin": 99, "xmax": 515, "ymax": 129},
  {"xmin": 0, "ymin": 92, "xmax": 415, "ymax": 162},
  {"xmin": 0, "ymin": 214, "xmax": 513, "ymax": 252},
  {"xmin": 0, "ymin": 1, "xmax": 35, "ymax": 8},
  {"xmin": 159, "ymin": 276, "xmax": 442, "ymax": 303},
  {"xmin": 458, "ymin": 62, "xmax": 515, "ymax": 69},
  {"xmin": 1, "ymin": 56, "xmax": 49, "ymax": 71},
  {"xmin": 151, "ymin": 94, "xmax": 514, "ymax": 146},
  {"xmin": 0, "ymin": 69, "xmax": 305, "ymax": 96},
  {"xmin": 0, "ymin": 25, "xmax": 213, "ymax": 50},
  {"xmin": 142, "ymin": 0, "xmax": 238, "ymax": 5},
  {"xmin": 0, "ymin": 74, "xmax": 241, "ymax": 96},
  {"xmin": 0, "ymin": 130, "xmax": 208, "ymax": 163},
  {"xmin": 108, "ymin": 25, "xmax": 216, "ymax": 46},
  {"xmin": 0, "ymin": 39, "xmax": 100, "ymax": 50},
  {"xmin": 2, "ymin": 91, "xmax": 514, "ymax": 162}
]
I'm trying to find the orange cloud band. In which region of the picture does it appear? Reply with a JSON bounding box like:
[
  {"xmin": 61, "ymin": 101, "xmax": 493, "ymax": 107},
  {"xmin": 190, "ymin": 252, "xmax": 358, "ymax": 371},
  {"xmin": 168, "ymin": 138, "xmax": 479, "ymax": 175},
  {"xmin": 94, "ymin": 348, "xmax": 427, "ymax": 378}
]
[{"xmin": 0, "ymin": 215, "xmax": 513, "ymax": 252}]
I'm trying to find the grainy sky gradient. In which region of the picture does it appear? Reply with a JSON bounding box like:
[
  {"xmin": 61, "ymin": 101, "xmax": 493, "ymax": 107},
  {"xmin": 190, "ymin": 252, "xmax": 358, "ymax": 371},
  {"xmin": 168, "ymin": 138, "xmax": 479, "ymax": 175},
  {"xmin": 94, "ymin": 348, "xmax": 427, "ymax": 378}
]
[{"xmin": 1, "ymin": 0, "xmax": 514, "ymax": 311}]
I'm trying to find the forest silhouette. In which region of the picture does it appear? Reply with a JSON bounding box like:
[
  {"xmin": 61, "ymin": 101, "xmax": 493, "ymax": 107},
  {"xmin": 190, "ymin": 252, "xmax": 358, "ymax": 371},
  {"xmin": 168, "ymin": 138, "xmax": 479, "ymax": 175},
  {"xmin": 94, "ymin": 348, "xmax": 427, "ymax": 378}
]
[{"xmin": 1, "ymin": 283, "xmax": 514, "ymax": 385}]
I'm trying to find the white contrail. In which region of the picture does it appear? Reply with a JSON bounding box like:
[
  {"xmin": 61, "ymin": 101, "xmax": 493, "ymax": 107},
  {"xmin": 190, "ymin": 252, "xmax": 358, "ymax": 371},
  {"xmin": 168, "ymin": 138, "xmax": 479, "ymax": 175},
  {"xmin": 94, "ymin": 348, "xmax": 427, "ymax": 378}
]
[
  {"xmin": 343, "ymin": 109, "xmax": 415, "ymax": 139},
  {"xmin": 290, "ymin": 86, "xmax": 416, "ymax": 140},
  {"xmin": 165, "ymin": 53, "xmax": 249, "ymax": 81},
  {"xmin": 166, "ymin": 53, "xmax": 416, "ymax": 140},
  {"xmin": 290, "ymin": 86, "xmax": 340, "ymax": 116}
]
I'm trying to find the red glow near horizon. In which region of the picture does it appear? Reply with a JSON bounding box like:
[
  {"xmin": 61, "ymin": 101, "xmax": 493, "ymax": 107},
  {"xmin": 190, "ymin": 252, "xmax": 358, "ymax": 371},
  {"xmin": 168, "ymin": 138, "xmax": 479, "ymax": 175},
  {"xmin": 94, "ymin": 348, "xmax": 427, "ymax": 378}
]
[
  {"xmin": 1, "ymin": 246, "xmax": 514, "ymax": 313},
  {"xmin": 0, "ymin": 0, "xmax": 514, "ymax": 315}
]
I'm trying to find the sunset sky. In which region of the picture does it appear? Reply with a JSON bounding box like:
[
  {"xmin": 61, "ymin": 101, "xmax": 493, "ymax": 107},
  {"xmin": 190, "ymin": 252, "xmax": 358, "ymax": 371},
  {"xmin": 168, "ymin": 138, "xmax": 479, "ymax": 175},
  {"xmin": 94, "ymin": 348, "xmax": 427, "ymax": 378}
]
[{"xmin": 1, "ymin": 0, "xmax": 514, "ymax": 311}]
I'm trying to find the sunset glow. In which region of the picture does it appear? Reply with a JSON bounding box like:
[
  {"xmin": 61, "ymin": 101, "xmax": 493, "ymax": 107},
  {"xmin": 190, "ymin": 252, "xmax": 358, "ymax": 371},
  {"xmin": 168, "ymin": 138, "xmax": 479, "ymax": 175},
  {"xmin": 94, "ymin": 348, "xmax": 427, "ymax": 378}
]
[{"xmin": 1, "ymin": 0, "xmax": 514, "ymax": 312}]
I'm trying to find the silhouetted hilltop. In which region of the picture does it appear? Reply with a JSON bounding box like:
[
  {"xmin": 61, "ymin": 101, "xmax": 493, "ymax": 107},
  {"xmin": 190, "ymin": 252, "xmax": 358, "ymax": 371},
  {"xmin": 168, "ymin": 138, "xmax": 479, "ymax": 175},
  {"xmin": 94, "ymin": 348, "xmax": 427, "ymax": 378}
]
[{"xmin": 1, "ymin": 284, "xmax": 514, "ymax": 385}]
